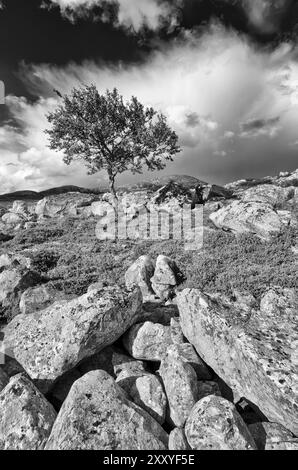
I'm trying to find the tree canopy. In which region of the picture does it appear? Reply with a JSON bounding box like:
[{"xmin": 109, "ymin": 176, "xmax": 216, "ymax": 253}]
[{"xmin": 46, "ymin": 85, "xmax": 181, "ymax": 199}]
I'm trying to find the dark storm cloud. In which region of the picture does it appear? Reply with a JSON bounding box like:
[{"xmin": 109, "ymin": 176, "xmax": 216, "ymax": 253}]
[{"xmin": 240, "ymin": 116, "xmax": 281, "ymax": 137}]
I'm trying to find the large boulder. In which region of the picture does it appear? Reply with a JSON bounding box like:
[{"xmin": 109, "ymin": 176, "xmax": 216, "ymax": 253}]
[
  {"xmin": 159, "ymin": 344, "xmax": 199, "ymax": 427},
  {"xmin": 0, "ymin": 266, "xmax": 43, "ymax": 321},
  {"xmin": 123, "ymin": 321, "xmax": 172, "ymax": 361},
  {"xmin": 209, "ymin": 200, "xmax": 294, "ymax": 239},
  {"xmin": 0, "ymin": 374, "xmax": 57, "ymax": 450},
  {"xmin": 3, "ymin": 286, "xmax": 142, "ymax": 393},
  {"xmin": 248, "ymin": 422, "xmax": 298, "ymax": 450},
  {"xmin": 45, "ymin": 370, "xmax": 168, "ymax": 450},
  {"xmin": 185, "ymin": 395, "xmax": 256, "ymax": 450},
  {"xmin": 125, "ymin": 256, "xmax": 155, "ymax": 300},
  {"xmin": 177, "ymin": 288, "xmax": 298, "ymax": 435}
]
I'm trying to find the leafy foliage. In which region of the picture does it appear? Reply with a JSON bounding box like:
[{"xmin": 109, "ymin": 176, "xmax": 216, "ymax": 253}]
[{"xmin": 46, "ymin": 85, "xmax": 180, "ymax": 196}]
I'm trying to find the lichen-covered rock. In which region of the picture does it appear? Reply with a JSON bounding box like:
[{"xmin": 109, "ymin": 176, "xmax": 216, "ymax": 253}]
[
  {"xmin": 0, "ymin": 252, "xmax": 32, "ymax": 270},
  {"xmin": 45, "ymin": 370, "xmax": 168, "ymax": 450},
  {"xmin": 125, "ymin": 256, "xmax": 155, "ymax": 299},
  {"xmin": 159, "ymin": 344, "xmax": 199, "ymax": 427},
  {"xmin": 19, "ymin": 284, "xmax": 68, "ymax": 315},
  {"xmin": 123, "ymin": 321, "xmax": 172, "ymax": 361},
  {"xmin": 3, "ymin": 286, "xmax": 142, "ymax": 393},
  {"xmin": 177, "ymin": 288, "xmax": 298, "ymax": 434},
  {"xmin": 0, "ymin": 368, "xmax": 9, "ymax": 392},
  {"xmin": 128, "ymin": 374, "xmax": 167, "ymax": 424},
  {"xmin": 248, "ymin": 422, "xmax": 298, "ymax": 450},
  {"xmin": 185, "ymin": 395, "xmax": 256, "ymax": 450},
  {"xmin": 151, "ymin": 255, "xmax": 178, "ymax": 301},
  {"xmin": 169, "ymin": 428, "xmax": 190, "ymax": 450},
  {"xmin": 209, "ymin": 200, "xmax": 294, "ymax": 239},
  {"xmin": 0, "ymin": 266, "xmax": 43, "ymax": 321},
  {"xmin": 0, "ymin": 374, "xmax": 57, "ymax": 450}
]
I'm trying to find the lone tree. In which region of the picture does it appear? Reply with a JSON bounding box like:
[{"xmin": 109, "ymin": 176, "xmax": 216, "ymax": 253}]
[{"xmin": 46, "ymin": 85, "xmax": 180, "ymax": 201}]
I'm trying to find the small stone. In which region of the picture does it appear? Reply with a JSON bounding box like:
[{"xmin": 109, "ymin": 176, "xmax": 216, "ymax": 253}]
[{"xmin": 123, "ymin": 321, "xmax": 172, "ymax": 361}]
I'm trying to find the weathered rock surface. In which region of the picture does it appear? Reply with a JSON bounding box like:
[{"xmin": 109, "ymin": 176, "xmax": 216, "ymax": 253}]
[
  {"xmin": 45, "ymin": 370, "xmax": 168, "ymax": 450},
  {"xmin": 125, "ymin": 256, "xmax": 155, "ymax": 299},
  {"xmin": 0, "ymin": 368, "xmax": 9, "ymax": 392},
  {"xmin": 170, "ymin": 317, "xmax": 185, "ymax": 344},
  {"xmin": 168, "ymin": 428, "xmax": 190, "ymax": 450},
  {"xmin": 3, "ymin": 286, "xmax": 142, "ymax": 393},
  {"xmin": 0, "ymin": 266, "xmax": 43, "ymax": 320},
  {"xmin": 151, "ymin": 255, "xmax": 178, "ymax": 301},
  {"xmin": 123, "ymin": 321, "xmax": 172, "ymax": 361},
  {"xmin": 128, "ymin": 374, "xmax": 167, "ymax": 424},
  {"xmin": 248, "ymin": 422, "xmax": 298, "ymax": 450},
  {"xmin": 240, "ymin": 184, "xmax": 294, "ymax": 206},
  {"xmin": 19, "ymin": 284, "xmax": 68, "ymax": 315},
  {"xmin": 185, "ymin": 395, "xmax": 256, "ymax": 450},
  {"xmin": 209, "ymin": 200, "xmax": 294, "ymax": 239},
  {"xmin": 0, "ymin": 374, "xmax": 57, "ymax": 450},
  {"xmin": 159, "ymin": 344, "xmax": 199, "ymax": 427},
  {"xmin": 168, "ymin": 343, "xmax": 211, "ymax": 380},
  {"xmin": 177, "ymin": 288, "xmax": 298, "ymax": 434}
]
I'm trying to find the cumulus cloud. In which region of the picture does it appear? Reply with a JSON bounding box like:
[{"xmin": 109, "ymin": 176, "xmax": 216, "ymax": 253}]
[
  {"xmin": 1, "ymin": 24, "xmax": 298, "ymax": 192},
  {"xmin": 43, "ymin": 0, "xmax": 182, "ymax": 31}
]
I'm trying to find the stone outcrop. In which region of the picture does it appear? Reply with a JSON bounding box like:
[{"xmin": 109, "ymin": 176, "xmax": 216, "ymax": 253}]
[
  {"xmin": 177, "ymin": 288, "xmax": 298, "ymax": 435},
  {"xmin": 3, "ymin": 286, "xmax": 142, "ymax": 393},
  {"xmin": 0, "ymin": 374, "xmax": 57, "ymax": 450},
  {"xmin": 185, "ymin": 395, "xmax": 256, "ymax": 450},
  {"xmin": 45, "ymin": 370, "xmax": 168, "ymax": 450},
  {"xmin": 209, "ymin": 200, "xmax": 294, "ymax": 239},
  {"xmin": 150, "ymin": 255, "xmax": 179, "ymax": 301}
]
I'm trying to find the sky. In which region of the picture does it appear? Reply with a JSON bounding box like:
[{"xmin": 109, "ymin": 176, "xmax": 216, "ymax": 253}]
[{"xmin": 0, "ymin": 0, "xmax": 298, "ymax": 193}]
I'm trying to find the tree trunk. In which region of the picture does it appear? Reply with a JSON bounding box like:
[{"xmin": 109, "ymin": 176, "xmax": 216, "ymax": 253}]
[{"xmin": 108, "ymin": 175, "xmax": 118, "ymax": 207}]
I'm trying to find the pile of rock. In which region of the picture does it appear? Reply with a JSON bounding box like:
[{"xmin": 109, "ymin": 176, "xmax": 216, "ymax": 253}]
[{"xmin": 0, "ymin": 255, "xmax": 297, "ymax": 450}]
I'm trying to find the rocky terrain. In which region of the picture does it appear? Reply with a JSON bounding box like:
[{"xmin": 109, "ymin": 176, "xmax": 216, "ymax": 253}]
[{"xmin": 0, "ymin": 170, "xmax": 297, "ymax": 450}]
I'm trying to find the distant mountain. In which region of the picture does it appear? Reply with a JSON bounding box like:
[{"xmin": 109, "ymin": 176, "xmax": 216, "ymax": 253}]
[
  {"xmin": 0, "ymin": 185, "xmax": 99, "ymax": 202},
  {"xmin": 0, "ymin": 176, "xmax": 206, "ymax": 202}
]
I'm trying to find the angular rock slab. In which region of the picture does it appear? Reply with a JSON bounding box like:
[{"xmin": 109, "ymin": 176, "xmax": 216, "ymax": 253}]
[
  {"xmin": 45, "ymin": 370, "xmax": 168, "ymax": 450},
  {"xmin": 19, "ymin": 284, "xmax": 68, "ymax": 315},
  {"xmin": 123, "ymin": 321, "xmax": 172, "ymax": 361},
  {"xmin": 177, "ymin": 288, "xmax": 298, "ymax": 435},
  {"xmin": 129, "ymin": 374, "xmax": 167, "ymax": 425},
  {"xmin": 0, "ymin": 374, "xmax": 57, "ymax": 450},
  {"xmin": 159, "ymin": 344, "xmax": 199, "ymax": 427},
  {"xmin": 3, "ymin": 286, "xmax": 142, "ymax": 393},
  {"xmin": 125, "ymin": 256, "xmax": 155, "ymax": 299},
  {"xmin": 185, "ymin": 395, "xmax": 256, "ymax": 450}
]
